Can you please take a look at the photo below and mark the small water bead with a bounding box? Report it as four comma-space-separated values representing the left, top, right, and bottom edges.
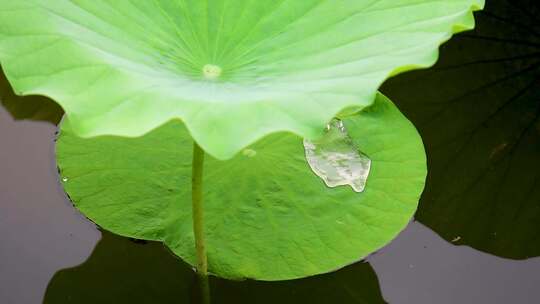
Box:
242, 149, 257, 157
62, 177, 68, 182
304, 119, 371, 193
202, 64, 222, 80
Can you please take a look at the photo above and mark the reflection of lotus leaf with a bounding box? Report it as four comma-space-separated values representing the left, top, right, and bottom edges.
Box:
0, 0, 482, 159
0, 70, 62, 124
44, 232, 386, 304
56, 94, 426, 280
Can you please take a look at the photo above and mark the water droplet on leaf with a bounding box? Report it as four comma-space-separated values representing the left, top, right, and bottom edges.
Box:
304, 119, 371, 193
242, 149, 257, 157
62, 177, 68, 182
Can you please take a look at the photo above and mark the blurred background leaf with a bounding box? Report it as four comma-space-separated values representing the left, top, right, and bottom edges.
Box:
382, 0, 540, 259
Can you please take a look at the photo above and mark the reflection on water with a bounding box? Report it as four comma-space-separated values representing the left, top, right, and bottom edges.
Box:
0, 71, 63, 125
43, 232, 385, 304
304, 119, 371, 193
43, 232, 197, 304
369, 222, 540, 304
0, 105, 100, 304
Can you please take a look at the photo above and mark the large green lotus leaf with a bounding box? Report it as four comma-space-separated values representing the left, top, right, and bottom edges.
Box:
1, 0, 482, 160
56, 93, 426, 280
381, 0, 540, 258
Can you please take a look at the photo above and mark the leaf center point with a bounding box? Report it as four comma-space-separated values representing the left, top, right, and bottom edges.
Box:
202, 64, 222, 80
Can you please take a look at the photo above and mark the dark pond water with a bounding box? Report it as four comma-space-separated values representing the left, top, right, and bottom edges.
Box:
1, 1, 540, 303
